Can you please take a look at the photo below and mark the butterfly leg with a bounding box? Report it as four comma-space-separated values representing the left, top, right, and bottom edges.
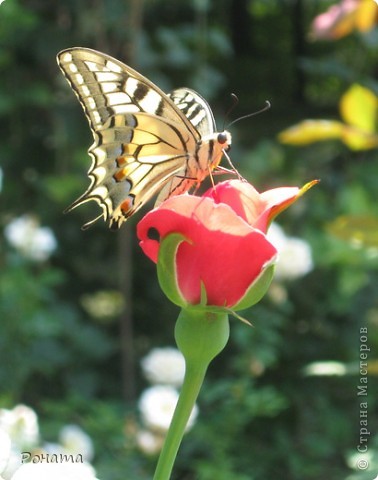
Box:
222, 149, 244, 180
213, 165, 246, 182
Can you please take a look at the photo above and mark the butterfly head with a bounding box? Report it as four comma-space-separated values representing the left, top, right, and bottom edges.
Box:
217, 131, 232, 152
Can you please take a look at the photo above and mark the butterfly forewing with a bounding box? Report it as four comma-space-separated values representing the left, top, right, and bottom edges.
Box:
57, 48, 231, 229
57, 48, 199, 134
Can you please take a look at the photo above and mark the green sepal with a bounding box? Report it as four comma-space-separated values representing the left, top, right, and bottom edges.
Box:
157, 232, 189, 308
199, 281, 208, 307
232, 261, 276, 312
175, 307, 230, 370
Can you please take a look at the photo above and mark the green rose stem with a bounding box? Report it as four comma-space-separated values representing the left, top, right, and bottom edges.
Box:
153, 308, 230, 480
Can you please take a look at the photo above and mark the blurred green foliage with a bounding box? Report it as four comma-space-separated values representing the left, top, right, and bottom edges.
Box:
0, 1, 377, 479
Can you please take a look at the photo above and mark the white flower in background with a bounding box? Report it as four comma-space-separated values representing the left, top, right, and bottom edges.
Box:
10, 462, 99, 480
0, 407, 97, 480
141, 347, 186, 387
0, 405, 39, 480
59, 425, 94, 462
139, 386, 198, 433
266, 222, 287, 250
346, 449, 373, 471
41, 442, 66, 456
267, 223, 314, 280
0, 429, 11, 476
303, 361, 348, 376
4, 215, 57, 261
81, 290, 124, 322
136, 430, 164, 456
1, 448, 22, 480
277, 237, 313, 280
0, 405, 39, 451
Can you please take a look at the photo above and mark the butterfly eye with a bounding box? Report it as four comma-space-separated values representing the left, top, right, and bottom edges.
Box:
217, 132, 228, 145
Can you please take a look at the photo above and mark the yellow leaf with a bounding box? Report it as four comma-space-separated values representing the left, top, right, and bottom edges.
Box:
278, 120, 344, 145
339, 84, 378, 133
326, 214, 378, 248
341, 125, 378, 150
367, 360, 378, 375
356, 0, 377, 32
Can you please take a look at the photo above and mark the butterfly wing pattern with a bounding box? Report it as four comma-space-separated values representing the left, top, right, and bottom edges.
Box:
57, 48, 231, 229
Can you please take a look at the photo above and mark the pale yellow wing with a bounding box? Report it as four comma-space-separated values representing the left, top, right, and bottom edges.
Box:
57, 48, 201, 229
57, 48, 230, 229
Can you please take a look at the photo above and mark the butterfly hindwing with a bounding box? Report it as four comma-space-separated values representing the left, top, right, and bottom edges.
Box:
87, 112, 198, 228
169, 88, 216, 137
154, 88, 222, 205
57, 48, 231, 229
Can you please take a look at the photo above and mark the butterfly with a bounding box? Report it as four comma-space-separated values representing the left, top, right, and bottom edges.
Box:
57, 47, 232, 230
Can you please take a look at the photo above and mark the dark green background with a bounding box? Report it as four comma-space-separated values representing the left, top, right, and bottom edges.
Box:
0, 1, 377, 479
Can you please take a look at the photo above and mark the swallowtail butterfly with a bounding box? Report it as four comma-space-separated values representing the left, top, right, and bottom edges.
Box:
57, 48, 231, 230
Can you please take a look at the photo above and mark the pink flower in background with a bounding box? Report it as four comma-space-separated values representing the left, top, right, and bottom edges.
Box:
310, 0, 377, 40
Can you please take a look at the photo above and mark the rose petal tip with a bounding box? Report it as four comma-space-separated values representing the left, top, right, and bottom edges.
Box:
299, 179, 320, 197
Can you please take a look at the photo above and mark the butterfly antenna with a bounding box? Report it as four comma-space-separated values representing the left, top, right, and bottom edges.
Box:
227, 100, 271, 129
222, 93, 239, 131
